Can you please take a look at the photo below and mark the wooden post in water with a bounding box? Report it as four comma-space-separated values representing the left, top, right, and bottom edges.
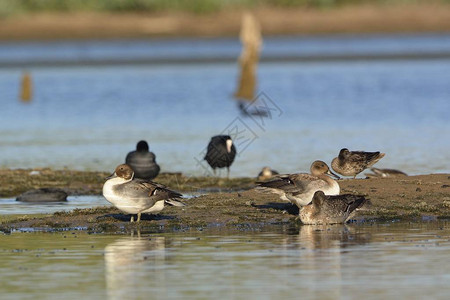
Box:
20, 72, 32, 102
234, 12, 262, 102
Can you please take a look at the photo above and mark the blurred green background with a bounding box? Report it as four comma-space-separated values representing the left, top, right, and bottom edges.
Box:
0, 0, 448, 16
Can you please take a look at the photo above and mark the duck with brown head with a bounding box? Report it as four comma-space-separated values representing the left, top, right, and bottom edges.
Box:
299, 190, 367, 225
256, 160, 340, 207
102, 164, 184, 223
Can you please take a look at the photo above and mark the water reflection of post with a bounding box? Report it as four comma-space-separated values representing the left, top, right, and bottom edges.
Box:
104, 235, 166, 300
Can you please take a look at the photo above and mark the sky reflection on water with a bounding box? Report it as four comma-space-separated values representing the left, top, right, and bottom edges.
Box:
1, 221, 450, 299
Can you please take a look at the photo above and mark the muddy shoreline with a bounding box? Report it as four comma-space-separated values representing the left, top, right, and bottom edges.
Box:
2, 4, 450, 41
1, 169, 449, 233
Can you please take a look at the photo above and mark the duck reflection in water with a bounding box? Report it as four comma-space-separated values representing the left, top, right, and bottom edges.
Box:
291, 224, 371, 250
104, 234, 166, 300
281, 225, 372, 298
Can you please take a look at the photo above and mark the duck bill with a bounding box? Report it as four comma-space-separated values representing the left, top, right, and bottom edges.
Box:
105, 172, 117, 180
327, 169, 341, 179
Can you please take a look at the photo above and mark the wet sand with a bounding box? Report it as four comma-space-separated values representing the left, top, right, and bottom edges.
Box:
1, 169, 449, 233
2, 4, 450, 41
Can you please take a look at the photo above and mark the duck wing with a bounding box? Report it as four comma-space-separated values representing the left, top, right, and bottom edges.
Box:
349, 151, 384, 164
258, 173, 318, 195
134, 179, 183, 200
325, 194, 367, 214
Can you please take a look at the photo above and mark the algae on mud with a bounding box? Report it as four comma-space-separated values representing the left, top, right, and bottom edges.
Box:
1, 169, 450, 233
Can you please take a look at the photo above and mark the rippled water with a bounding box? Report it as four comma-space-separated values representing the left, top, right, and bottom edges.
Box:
1, 34, 450, 177
1, 221, 450, 299
0, 196, 109, 215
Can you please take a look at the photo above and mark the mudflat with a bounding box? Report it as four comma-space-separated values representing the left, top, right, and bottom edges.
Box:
1, 168, 449, 233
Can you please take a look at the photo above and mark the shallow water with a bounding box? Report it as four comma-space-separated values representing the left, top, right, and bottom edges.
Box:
1, 34, 450, 177
0, 193, 203, 215
1, 221, 450, 299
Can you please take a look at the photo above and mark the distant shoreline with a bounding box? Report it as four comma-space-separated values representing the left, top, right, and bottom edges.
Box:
1, 51, 450, 69
1, 4, 450, 41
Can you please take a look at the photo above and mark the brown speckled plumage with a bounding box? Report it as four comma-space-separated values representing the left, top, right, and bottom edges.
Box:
256, 161, 340, 207
299, 191, 367, 225
332, 148, 385, 178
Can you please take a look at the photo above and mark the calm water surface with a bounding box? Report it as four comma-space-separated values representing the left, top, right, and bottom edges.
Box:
1, 221, 450, 299
0, 34, 449, 177
0, 195, 109, 215
1, 35, 449, 299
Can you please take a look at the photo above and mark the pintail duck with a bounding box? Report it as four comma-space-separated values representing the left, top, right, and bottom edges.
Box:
257, 160, 340, 207
103, 164, 184, 222
299, 191, 367, 225
204, 135, 237, 177
365, 167, 407, 178
126, 140, 160, 180
331, 148, 385, 179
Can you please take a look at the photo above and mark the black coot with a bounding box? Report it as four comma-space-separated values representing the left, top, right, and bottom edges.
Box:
126, 140, 160, 180
204, 135, 236, 177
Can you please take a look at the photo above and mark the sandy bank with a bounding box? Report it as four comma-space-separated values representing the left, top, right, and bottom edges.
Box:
1, 4, 450, 41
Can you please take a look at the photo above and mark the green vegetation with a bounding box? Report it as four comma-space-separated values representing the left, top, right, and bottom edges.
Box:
0, 0, 448, 16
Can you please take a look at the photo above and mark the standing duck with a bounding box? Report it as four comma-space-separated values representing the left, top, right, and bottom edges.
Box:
103, 164, 184, 222
331, 148, 385, 179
